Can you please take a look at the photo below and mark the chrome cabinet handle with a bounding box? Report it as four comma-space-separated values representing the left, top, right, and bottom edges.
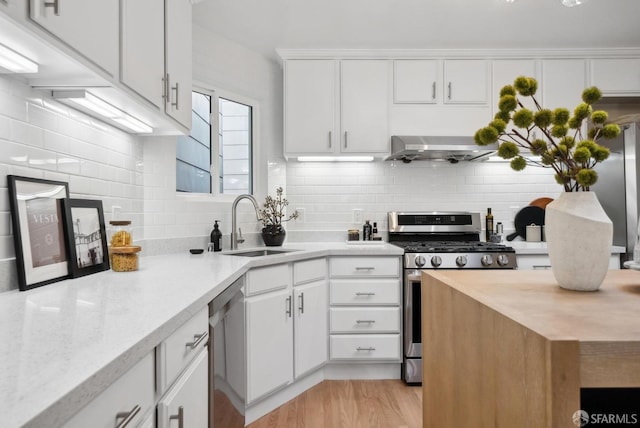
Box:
432, 81, 436, 100
298, 292, 304, 314
447, 82, 452, 100
356, 320, 375, 324
286, 296, 292, 317
355, 267, 375, 271
164, 73, 171, 105
172, 82, 179, 109
532, 265, 552, 270
44, 0, 59, 15
344, 131, 348, 148
169, 406, 184, 428
185, 331, 207, 349
355, 292, 375, 296
356, 347, 376, 351
328, 131, 332, 149
115, 405, 140, 428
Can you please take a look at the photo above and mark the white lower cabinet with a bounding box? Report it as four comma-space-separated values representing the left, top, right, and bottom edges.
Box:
63, 352, 155, 428
158, 349, 209, 428
156, 307, 209, 428
246, 258, 328, 404
329, 256, 402, 362
246, 287, 294, 403
294, 278, 328, 378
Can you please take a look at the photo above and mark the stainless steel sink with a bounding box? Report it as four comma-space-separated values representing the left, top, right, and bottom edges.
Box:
225, 249, 296, 257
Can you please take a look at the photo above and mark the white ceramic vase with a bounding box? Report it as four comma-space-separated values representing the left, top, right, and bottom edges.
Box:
545, 192, 613, 291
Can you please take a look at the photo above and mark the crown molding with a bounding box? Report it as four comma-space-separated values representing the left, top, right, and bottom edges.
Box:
276, 47, 640, 62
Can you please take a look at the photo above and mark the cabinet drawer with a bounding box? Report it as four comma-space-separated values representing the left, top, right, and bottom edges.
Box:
330, 307, 400, 333
64, 352, 155, 428
246, 263, 291, 295
330, 334, 401, 360
330, 279, 400, 305
294, 258, 326, 285
330, 256, 399, 278
157, 307, 208, 392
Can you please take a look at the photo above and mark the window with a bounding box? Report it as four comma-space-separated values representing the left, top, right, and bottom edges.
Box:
176, 90, 253, 195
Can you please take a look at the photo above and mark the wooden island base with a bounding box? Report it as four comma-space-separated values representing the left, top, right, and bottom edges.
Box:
421, 270, 640, 428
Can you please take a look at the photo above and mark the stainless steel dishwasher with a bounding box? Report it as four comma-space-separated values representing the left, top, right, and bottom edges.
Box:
209, 276, 245, 428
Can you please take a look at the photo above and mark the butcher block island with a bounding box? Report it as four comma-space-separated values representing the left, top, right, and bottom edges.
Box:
421, 269, 640, 428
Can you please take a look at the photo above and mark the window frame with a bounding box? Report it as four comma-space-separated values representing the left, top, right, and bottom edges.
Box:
176, 82, 261, 202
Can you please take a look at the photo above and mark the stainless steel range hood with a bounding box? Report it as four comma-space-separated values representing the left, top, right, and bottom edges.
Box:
385, 135, 497, 163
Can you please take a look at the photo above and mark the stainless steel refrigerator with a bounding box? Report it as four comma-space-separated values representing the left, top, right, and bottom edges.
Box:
593, 120, 640, 264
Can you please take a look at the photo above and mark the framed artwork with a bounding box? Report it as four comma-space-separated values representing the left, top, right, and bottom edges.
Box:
63, 199, 110, 277
7, 175, 71, 291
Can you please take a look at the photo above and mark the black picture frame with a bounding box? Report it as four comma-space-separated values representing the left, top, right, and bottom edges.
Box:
7, 175, 71, 291
63, 199, 110, 278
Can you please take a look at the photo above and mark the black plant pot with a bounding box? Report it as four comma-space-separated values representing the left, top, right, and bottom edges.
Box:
262, 226, 286, 246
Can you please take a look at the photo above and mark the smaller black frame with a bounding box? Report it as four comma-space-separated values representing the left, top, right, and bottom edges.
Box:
63, 199, 110, 278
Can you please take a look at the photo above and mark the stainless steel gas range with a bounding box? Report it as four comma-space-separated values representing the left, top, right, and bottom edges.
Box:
387, 211, 517, 385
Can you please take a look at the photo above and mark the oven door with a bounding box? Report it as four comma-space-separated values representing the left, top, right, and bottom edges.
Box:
404, 269, 422, 358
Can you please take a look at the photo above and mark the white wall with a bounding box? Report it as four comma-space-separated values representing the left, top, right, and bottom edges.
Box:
284, 159, 560, 241
0, 22, 567, 291
0, 75, 143, 292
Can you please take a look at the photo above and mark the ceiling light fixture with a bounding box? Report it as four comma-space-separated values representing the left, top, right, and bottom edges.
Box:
52, 90, 153, 134
0, 43, 38, 73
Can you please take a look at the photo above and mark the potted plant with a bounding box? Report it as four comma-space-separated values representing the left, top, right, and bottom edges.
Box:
258, 187, 299, 246
475, 76, 621, 291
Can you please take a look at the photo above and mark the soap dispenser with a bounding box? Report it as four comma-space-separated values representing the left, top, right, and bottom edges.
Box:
210, 220, 222, 252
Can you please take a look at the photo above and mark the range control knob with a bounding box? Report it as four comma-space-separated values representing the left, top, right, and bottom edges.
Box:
430, 256, 442, 268
414, 255, 426, 268
455, 255, 468, 267
481, 255, 494, 267
497, 254, 511, 267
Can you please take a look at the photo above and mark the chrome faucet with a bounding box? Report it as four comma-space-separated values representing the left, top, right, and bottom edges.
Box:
231, 194, 261, 250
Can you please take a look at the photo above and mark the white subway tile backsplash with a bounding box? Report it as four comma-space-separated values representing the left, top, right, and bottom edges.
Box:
11, 120, 44, 148
28, 103, 59, 130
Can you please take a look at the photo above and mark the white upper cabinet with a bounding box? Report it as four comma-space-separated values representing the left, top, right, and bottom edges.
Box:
491, 59, 539, 116
121, 0, 192, 131
443, 59, 488, 104
541, 59, 587, 110
589, 58, 640, 96
29, 0, 118, 77
121, 0, 165, 109
284, 59, 390, 158
284, 59, 336, 156
393, 59, 439, 104
340, 59, 390, 154
165, 0, 192, 129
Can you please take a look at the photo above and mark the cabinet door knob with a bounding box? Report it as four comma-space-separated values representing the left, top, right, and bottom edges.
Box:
447, 82, 452, 100
356, 347, 376, 351
169, 406, 184, 428
286, 296, 292, 317
344, 131, 348, 148
355, 292, 375, 296
115, 404, 140, 428
328, 131, 332, 149
432, 81, 436, 100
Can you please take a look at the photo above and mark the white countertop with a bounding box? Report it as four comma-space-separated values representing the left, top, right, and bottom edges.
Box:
0, 242, 403, 428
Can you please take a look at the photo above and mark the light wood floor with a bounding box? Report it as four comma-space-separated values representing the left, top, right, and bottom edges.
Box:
247, 380, 422, 428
